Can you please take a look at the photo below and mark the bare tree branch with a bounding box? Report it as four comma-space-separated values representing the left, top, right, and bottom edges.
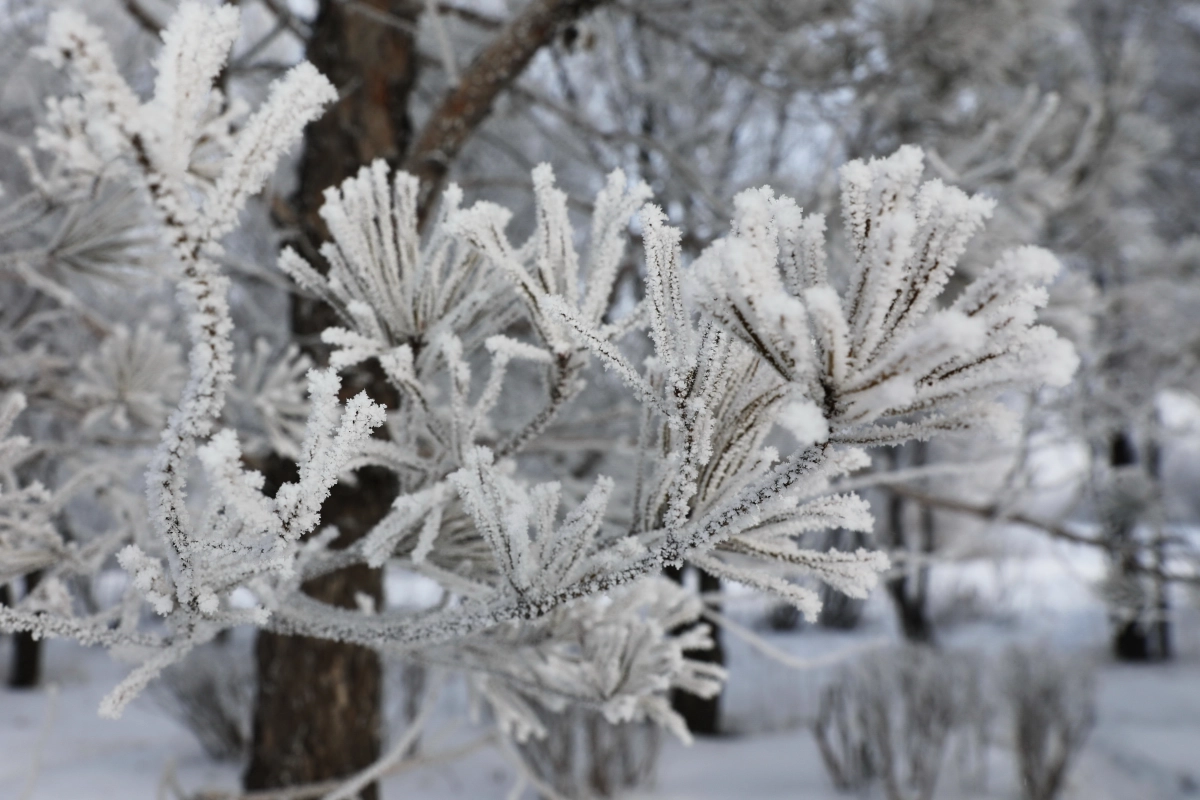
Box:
890, 485, 1200, 587
122, 0, 164, 35
403, 0, 611, 224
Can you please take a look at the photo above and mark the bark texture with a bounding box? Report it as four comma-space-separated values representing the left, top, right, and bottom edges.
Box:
245, 477, 395, 797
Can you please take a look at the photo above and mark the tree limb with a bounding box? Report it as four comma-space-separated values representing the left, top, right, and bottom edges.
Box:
890, 485, 1200, 587
403, 0, 611, 225
121, 0, 164, 35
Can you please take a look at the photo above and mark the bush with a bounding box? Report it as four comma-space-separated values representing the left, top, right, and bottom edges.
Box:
1003, 646, 1096, 800
517, 707, 661, 799
814, 644, 1095, 800
813, 645, 994, 800
813, 673, 877, 792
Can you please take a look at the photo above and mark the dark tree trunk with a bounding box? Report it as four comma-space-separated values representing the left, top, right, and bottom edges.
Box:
244, 2, 418, 796
3, 572, 42, 689
882, 445, 936, 646
245, 475, 394, 796
246, 0, 616, 789
1147, 438, 1172, 661
665, 565, 724, 736
1105, 430, 1163, 662
1113, 622, 1150, 661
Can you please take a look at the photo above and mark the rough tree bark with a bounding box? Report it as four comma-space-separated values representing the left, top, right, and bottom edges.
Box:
244, 1, 418, 796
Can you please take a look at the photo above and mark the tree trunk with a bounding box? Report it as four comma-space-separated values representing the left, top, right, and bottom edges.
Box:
246, 0, 615, 788
1147, 437, 1172, 660
882, 445, 936, 646
245, 475, 394, 796
1106, 430, 1161, 662
666, 565, 724, 735
244, 2, 417, 796
2, 572, 42, 689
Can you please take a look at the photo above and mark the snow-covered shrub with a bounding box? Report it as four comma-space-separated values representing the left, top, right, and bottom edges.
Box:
517, 706, 661, 799
1003, 646, 1096, 800
0, 3, 1079, 789
813, 668, 878, 792
815, 644, 1091, 800
813, 646, 990, 800
946, 648, 995, 793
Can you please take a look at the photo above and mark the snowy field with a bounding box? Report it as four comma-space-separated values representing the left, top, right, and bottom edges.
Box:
3, 541, 1199, 800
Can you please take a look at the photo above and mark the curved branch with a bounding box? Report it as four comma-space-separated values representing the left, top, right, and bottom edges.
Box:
404, 0, 611, 225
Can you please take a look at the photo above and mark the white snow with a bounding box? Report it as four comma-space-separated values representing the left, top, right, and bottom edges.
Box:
4, 538, 1199, 799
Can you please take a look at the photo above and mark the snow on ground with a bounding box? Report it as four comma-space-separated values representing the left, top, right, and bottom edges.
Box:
3, 541, 1200, 799
0, 643, 230, 798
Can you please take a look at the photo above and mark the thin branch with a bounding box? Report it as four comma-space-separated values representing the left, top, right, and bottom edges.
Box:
890, 485, 1200, 586
424, 0, 460, 84
511, 84, 730, 222
122, 0, 164, 35
435, 2, 504, 29
404, 0, 612, 225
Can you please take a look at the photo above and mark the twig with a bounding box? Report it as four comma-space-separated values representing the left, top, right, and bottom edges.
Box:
256, 0, 312, 40
435, 3, 503, 29
230, 20, 291, 72
339, 0, 418, 34
511, 84, 730, 222
424, 0, 459, 84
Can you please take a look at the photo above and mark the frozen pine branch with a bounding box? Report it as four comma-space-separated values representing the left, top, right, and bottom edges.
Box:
0, 1, 1079, 749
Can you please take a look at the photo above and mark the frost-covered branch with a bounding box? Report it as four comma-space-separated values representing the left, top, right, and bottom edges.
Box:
0, 1, 1078, 743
